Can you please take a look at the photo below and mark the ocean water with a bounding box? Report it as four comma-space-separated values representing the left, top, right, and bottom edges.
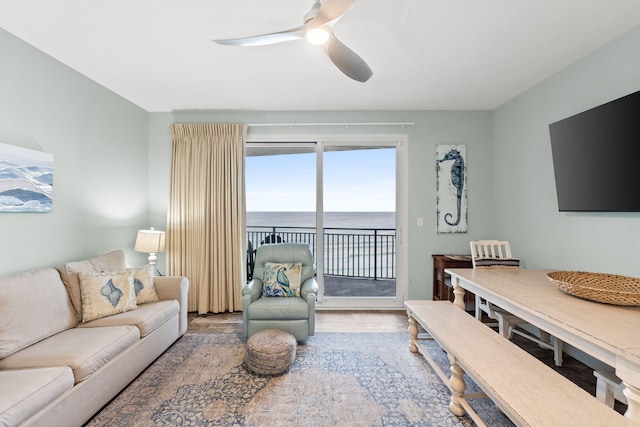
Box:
247, 211, 395, 229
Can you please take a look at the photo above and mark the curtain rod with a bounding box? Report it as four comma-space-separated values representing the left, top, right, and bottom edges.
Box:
248, 122, 415, 127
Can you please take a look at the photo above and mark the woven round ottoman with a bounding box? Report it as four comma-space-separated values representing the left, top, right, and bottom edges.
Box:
245, 329, 297, 375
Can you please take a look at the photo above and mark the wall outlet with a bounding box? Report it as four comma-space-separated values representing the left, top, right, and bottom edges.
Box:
417, 217, 424, 227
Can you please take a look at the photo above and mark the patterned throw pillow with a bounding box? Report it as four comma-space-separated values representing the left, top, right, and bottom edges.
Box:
263, 262, 302, 297
57, 250, 128, 322
78, 271, 137, 322
128, 265, 160, 304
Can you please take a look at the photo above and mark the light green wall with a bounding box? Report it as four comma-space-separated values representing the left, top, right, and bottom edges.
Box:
5, 20, 639, 296
147, 110, 494, 299
0, 28, 150, 275
492, 25, 640, 275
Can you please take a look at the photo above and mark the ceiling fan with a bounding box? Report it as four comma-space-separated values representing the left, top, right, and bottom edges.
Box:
213, 0, 373, 82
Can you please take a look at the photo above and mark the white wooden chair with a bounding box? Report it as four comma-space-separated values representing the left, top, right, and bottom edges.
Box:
470, 240, 563, 366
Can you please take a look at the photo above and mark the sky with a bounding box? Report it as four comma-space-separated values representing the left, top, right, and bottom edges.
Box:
246, 147, 395, 212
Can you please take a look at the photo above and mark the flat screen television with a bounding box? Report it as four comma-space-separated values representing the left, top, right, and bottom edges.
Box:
549, 90, 640, 212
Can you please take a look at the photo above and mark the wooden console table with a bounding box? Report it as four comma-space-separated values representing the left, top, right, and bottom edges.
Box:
432, 254, 474, 304
447, 267, 640, 424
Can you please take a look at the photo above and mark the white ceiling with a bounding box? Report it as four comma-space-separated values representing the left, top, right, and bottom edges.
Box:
2, 0, 640, 112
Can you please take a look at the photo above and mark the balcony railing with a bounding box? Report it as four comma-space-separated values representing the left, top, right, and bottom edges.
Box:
247, 226, 396, 281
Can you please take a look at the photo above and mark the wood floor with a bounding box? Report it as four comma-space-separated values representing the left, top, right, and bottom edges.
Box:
187, 310, 408, 334
316, 310, 407, 333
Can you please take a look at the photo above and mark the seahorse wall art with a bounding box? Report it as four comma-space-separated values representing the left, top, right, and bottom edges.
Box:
436, 144, 468, 233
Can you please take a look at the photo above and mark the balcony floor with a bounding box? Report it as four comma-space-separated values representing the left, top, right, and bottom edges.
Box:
323, 275, 396, 297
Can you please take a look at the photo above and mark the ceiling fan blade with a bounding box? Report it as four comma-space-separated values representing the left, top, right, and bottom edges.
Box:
323, 33, 372, 82
315, 0, 356, 26
213, 25, 306, 47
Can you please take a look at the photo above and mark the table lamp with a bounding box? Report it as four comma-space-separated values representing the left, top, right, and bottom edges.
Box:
134, 227, 166, 265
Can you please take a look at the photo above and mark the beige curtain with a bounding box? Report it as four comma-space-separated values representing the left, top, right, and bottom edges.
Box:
167, 123, 247, 314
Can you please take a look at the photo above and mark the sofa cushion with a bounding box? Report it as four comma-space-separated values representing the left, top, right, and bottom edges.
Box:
0, 268, 77, 359
57, 250, 128, 322
0, 367, 74, 427
247, 296, 309, 320
0, 326, 139, 383
78, 300, 179, 337
129, 265, 160, 304
78, 271, 137, 322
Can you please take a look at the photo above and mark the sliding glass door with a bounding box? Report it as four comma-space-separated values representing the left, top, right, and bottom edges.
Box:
245, 144, 317, 281
246, 135, 406, 309
322, 146, 396, 299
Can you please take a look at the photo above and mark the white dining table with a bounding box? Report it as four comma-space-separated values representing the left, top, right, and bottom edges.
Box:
446, 267, 640, 423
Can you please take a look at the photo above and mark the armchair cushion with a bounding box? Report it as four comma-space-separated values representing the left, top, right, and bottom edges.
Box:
247, 297, 310, 320
252, 243, 314, 285
263, 262, 301, 297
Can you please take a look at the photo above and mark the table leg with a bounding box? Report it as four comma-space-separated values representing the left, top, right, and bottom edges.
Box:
448, 353, 467, 416
452, 276, 466, 311
408, 312, 419, 353
623, 383, 640, 422
617, 354, 640, 423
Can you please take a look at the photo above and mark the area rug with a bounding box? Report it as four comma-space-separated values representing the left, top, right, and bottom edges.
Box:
86, 332, 513, 427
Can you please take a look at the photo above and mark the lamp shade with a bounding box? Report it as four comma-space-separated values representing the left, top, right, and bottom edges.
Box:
134, 228, 166, 254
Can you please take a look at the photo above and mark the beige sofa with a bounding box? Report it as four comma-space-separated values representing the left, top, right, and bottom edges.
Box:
0, 250, 189, 427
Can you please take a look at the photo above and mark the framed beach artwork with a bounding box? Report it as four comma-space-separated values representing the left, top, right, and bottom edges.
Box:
436, 144, 467, 233
0, 143, 53, 213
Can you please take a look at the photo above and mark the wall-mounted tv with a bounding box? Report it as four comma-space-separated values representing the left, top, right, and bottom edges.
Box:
549, 90, 640, 212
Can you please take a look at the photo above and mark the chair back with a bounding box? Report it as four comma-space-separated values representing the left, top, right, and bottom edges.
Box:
252, 243, 315, 284
469, 240, 519, 268
246, 240, 255, 281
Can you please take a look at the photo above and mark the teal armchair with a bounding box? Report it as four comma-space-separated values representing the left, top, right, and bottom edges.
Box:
242, 243, 318, 342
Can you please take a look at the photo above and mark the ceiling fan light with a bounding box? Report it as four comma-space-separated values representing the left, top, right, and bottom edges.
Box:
306, 27, 330, 45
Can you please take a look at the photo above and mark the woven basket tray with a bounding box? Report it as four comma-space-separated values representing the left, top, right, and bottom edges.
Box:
546, 271, 640, 306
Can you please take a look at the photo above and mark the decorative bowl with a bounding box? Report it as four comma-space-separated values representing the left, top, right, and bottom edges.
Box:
546, 271, 640, 306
